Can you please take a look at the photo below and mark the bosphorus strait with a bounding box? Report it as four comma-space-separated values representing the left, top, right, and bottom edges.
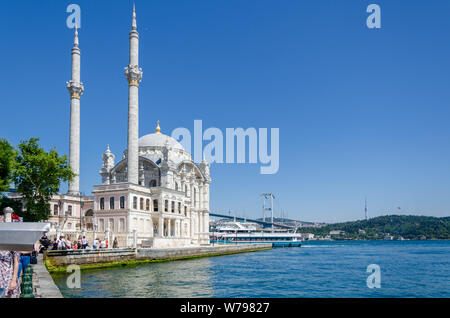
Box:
53, 240, 450, 298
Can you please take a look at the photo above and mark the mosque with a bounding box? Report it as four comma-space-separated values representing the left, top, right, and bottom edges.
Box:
13, 6, 211, 248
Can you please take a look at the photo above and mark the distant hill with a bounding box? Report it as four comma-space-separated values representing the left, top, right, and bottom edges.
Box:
298, 215, 450, 239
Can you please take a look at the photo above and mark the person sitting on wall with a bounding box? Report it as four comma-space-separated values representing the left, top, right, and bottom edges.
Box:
93, 238, 99, 249
57, 236, 67, 250
81, 236, 88, 249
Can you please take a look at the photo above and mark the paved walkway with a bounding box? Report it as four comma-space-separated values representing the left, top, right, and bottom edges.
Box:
32, 254, 63, 298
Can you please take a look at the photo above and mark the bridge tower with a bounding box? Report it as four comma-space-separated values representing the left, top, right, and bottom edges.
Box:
261, 193, 275, 229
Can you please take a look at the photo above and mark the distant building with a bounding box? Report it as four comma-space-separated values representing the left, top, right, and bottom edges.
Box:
330, 230, 345, 236
384, 234, 394, 240
300, 233, 315, 240
358, 229, 366, 234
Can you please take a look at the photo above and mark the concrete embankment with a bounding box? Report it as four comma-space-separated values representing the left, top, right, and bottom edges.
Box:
44, 243, 272, 272
32, 254, 63, 298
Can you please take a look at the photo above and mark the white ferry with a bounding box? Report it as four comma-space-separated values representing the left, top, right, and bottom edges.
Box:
210, 221, 302, 247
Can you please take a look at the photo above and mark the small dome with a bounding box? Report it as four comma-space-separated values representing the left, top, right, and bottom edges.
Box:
139, 133, 184, 151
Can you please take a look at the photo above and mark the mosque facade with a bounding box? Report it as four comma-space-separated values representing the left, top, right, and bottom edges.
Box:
14, 6, 211, 248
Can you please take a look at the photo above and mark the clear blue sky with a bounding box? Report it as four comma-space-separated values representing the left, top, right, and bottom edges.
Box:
1, 0, 450, 223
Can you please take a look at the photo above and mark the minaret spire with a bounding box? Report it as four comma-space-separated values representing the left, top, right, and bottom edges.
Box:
125, 4, 143, 184
74, 24, 79, 47
132, 3, 137, 30
67, 26, 84, 195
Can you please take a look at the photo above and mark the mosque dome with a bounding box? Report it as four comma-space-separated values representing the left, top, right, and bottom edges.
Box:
138, 121, 185, 151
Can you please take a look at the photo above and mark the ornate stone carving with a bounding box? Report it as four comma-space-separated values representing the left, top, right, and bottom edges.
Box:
124, 65, 143, 86
66, 80, 84, 99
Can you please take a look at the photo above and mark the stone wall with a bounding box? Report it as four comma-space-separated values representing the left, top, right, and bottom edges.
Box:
137, 243, 272, 261
45, 248, 137, 268
44, 243, 272, 271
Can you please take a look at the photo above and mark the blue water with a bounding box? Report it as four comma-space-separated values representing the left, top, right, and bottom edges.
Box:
53, 240, 450, 298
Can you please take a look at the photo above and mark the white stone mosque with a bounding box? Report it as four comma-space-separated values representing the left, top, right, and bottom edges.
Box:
10, 6, 211, 248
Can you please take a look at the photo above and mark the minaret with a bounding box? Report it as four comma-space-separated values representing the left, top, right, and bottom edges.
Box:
66, 25, 84, 195
124, 4, 143, 184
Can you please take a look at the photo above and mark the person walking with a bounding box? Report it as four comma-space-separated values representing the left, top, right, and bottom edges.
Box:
0, 251, 20, 298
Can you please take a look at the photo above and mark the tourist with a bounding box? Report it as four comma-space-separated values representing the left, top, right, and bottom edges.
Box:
93, 238, 99, 249
81, 236, 88, 249
52, 237, 58, 250
0, 251, 21, 298
100, 239, 107, 249
66, 240, 72, 250
17, 251, 31, 279
77, 239, 82, 250
39, 234, 51, 253
57, 236, 66, 250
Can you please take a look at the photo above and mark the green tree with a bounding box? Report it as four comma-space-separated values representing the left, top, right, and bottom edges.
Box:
13, 138, 74, 222
0, 138, 16, 193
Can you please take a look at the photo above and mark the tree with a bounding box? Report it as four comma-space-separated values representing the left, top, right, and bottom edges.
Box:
0, 138, 16, 194
13, 138, 74, 222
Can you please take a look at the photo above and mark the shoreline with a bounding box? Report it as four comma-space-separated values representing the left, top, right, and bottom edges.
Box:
45, 244, 273, 274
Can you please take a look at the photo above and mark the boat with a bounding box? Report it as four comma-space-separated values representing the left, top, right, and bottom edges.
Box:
210, 221, 302, 247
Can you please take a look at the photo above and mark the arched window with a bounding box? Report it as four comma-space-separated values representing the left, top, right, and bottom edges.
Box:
178, 202, 181, 214
164, 200, 168, 212
146, 199, 150, 211
120, 196, 125, 209
153, 199, 159, 212
185, 185, 188, 196
175, 182, 179, 191
171, 201, 175, 213
133, 196, 137, 209
184, 206, 187, 216
110, 197, 115, 210
150, 179, 157, 187
67, 205, 73, 216
140, 198, 144, 210
53, 204, 58, 216
100, 198, 105, 210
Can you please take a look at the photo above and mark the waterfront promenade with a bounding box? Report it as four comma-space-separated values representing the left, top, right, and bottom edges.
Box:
44, 243, 273, 273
